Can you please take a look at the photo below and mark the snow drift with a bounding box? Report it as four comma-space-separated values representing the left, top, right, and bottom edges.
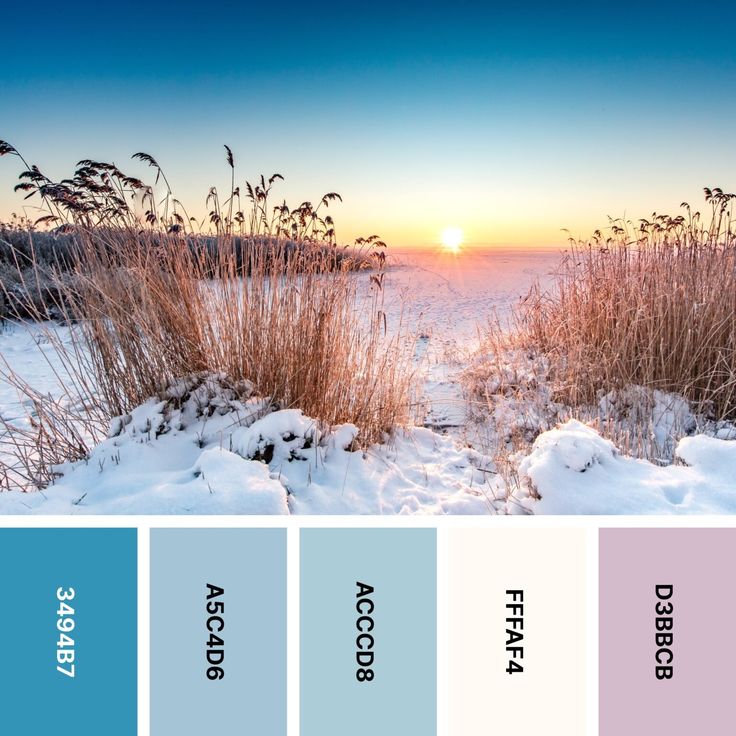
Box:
520, 419, 736, 514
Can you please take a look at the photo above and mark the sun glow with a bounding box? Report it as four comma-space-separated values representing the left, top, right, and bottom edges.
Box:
441, 227, 463, 253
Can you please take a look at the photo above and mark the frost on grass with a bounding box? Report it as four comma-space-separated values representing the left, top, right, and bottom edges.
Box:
0, 374, 509, 515
463, 347, 563, 448
465, 339, 736, 458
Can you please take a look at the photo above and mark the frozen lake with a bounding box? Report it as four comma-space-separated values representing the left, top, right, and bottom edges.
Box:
383, 246, 561, 345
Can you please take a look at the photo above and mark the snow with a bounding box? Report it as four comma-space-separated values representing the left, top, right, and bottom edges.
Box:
0, 374, 504, 515
0, 321, 75, 421
521, 420, 736, 515
520, 419, 617, 476
384, 247, 559, 340
2, 369, 733, 516
676, 434, 736, 485
231, 409, 320, 462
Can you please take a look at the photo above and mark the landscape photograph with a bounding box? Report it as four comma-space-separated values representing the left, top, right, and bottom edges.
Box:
1, 0, 734, 514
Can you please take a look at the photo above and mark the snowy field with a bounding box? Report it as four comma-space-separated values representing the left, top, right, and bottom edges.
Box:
1, 247, 735, 514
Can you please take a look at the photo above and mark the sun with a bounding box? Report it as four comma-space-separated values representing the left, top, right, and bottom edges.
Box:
441, 227, 463, 253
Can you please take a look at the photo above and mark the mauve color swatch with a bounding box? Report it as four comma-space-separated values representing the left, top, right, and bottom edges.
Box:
600, 528, 736, 735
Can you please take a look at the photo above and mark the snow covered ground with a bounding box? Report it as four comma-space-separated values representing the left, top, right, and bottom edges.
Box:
0, 375, 506, 514
1, 246, 735, 515
0, 320, 76, 423
1, 371, 734, 515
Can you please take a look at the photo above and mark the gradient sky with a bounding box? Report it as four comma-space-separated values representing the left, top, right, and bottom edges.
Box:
2, 0, 735, 247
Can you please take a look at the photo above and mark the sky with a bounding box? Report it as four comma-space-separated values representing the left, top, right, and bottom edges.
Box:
2, 0, 735, 248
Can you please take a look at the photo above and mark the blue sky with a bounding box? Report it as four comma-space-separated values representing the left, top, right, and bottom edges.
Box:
2, 1, 735, 246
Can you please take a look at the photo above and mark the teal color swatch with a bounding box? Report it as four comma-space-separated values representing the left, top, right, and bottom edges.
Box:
0, 527, 137, 735
150, 528, 286, 736
301, 528, 437, 736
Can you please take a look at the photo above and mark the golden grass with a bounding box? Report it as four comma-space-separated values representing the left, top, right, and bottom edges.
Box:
466, 189, 736, 467
0, 142, 416, 490
60, 232, 414, 443
520, 191, 736, 418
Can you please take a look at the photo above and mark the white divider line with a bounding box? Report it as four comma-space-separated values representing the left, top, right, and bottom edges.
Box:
138, 523, 151, 736
287, 524, 300, 736
586, 525, 599, 736
436, 526, 449, 736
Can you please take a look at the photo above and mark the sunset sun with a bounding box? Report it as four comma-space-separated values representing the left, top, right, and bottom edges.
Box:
441, 227, 463, 252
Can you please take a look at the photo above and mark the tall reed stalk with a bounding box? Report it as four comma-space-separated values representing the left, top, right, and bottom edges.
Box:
0, 141, 414, 490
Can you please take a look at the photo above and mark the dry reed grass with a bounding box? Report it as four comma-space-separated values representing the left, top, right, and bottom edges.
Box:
0, 364, 101, 490
521, 189, 736, 419
0, 141, 415, 490
58, 233, 414, 442
467, 188, 736, 468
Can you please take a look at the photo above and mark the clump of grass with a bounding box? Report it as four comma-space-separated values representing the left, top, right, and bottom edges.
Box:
521, 188, 736, 419
469, 188, 736, 468
59, 232, 412, 441
0, 141, 414, 489
461, 319, 562, 487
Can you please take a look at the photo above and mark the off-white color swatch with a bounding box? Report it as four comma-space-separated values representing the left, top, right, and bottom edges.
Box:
448, 528, 586, 735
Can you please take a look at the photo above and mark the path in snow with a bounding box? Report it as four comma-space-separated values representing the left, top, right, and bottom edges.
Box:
379, 247, 561, 433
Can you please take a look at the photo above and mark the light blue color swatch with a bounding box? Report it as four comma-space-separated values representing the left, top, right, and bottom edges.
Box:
150, 528, 286, 735
301, 528, 437, 736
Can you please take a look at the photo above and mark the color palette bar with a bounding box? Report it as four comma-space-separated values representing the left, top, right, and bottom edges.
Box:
448, 528, 587, 735
5, 524, 736, 734
150, 528, 286, 736
300, 528, 437, 736
0, 528, 137, 736
600, 528, 736, 735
